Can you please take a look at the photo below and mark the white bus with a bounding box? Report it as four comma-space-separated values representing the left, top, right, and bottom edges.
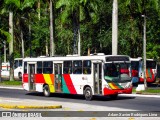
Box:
22, 54, 132, 100
1, 58, 23, 79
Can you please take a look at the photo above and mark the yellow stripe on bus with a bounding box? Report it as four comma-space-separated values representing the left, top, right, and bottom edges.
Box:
108, 83, 117, 89
43, 74, 55, 93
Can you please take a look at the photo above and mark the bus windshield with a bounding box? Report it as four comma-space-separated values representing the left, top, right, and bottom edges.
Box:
104, 63, 131, 82
131, 61, 139, 70
146, 61, 156, 69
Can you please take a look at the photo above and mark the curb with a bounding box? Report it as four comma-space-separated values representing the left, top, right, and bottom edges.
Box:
0, 104, 62, 109
0, 86, 23, 90
120, 94, 160, 98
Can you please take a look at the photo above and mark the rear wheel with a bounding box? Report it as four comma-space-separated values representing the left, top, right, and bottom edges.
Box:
43, 85, 50, 97
84, 87, 93, 101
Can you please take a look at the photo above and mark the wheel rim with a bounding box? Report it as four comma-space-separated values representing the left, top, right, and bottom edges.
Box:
44, 86, 49, 96
85, 90, 91, 99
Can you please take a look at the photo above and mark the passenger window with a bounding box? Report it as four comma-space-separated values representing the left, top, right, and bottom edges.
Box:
63, 61, 72, 74
83, 60, 91, 74
43, 61, 53, 74
24, 62, 27, 74
37, 61, 42, 73
73, 61, 82, 74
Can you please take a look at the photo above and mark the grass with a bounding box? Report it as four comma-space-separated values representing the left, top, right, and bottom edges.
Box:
133, 88, 160, 94
0, 80, 22, 86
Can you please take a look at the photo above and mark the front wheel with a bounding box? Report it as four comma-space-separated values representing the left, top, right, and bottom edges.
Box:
43, 85, 50, 97
84, 87, 93, 101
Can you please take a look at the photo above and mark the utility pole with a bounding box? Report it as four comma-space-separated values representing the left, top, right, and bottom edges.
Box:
142, 15, 147, 90
4, 41, 6, 62
112, 0, 118, 55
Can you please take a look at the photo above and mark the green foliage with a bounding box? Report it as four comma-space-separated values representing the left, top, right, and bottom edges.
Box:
0, 0, 160, 60
0, 29, 11, 43
0, 80, 22, 85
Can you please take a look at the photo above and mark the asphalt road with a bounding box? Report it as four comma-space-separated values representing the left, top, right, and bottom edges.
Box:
0, 88, 160, 111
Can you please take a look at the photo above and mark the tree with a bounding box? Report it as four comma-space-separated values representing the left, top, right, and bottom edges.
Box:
49, 0, 55, 56
4, 0, 20, 81
56, 0, 100, 55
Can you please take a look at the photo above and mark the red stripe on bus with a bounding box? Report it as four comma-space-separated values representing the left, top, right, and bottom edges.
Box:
63, 74, 77, 94
35, 74, 45, 83
23, 74, 28, 83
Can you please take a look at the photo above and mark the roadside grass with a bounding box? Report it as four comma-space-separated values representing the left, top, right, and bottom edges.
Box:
133, 88, 160, 94
0, 80, 22, 86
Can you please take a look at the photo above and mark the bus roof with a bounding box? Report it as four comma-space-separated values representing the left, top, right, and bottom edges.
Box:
23, 55, 130, 62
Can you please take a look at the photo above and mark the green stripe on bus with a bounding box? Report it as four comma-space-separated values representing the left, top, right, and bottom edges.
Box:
114, 82, 124, 89
62, 76, 70, 93
147, 69, 152, 78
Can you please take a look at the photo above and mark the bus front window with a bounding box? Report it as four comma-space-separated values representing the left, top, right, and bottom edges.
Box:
104, 63, 131, 82
119, 63, 131, 81
104, 63, 119, 81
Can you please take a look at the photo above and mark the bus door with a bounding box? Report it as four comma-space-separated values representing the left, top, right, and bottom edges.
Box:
54, 62, 62, 92
93, 62, 102, 95
28, 63, 36, 91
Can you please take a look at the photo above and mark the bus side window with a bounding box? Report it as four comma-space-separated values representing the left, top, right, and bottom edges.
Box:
83, 60, 91, 74
37, 61, 42, 73
63, 61, 72, 74
73, 60, 82, 74
24, 62, 27, 74
43, 61, 53, 74
14, 60, 18, 69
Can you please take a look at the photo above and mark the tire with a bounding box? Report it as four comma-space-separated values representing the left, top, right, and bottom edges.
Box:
43, 85, 51, 97
84, 87, 93, 101
18, 72, 22, 79
109, 94, 118, 99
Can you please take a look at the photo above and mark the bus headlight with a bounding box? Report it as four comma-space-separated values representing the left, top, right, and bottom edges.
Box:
124, 82, 132, 88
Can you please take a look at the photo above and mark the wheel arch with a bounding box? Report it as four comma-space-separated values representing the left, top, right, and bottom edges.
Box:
83, 85, 92, 94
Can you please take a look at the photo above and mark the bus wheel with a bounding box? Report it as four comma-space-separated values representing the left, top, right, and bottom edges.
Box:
109, 94, 118, 99
43, 85, 50, 97
18, 72, 22, 79
84, 87, 93, 101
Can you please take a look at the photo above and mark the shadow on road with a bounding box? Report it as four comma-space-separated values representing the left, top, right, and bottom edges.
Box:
26, 92, 135, 101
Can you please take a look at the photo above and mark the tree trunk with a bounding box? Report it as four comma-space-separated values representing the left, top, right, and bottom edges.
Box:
112, 0, 118, 55
38, 0, 41, 20
9, 11, 14, 81
49, 0, 55, 56
20, 28, 24, 58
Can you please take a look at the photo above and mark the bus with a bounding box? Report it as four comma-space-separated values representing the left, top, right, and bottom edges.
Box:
131, 58, 157, 84
22, 54, 132, 100
1, 58, 23, 79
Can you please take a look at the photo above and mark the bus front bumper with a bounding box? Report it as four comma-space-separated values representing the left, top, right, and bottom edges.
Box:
103, 87, 133, 96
